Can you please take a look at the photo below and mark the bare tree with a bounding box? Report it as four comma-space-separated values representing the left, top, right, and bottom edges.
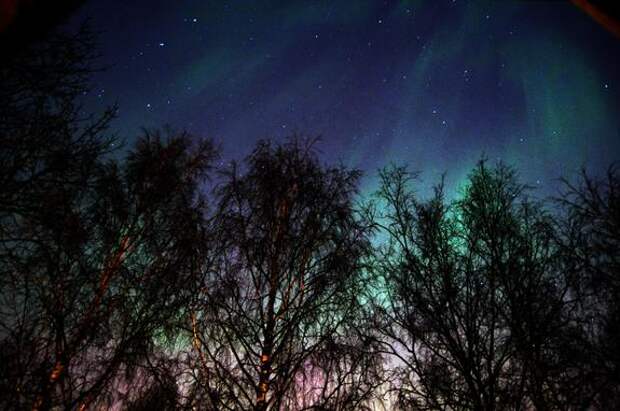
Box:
557, 167, 620, 409
372, 161, 573, 410
187, 138, 381, 410
0, 22, 216, 409
0, 128, 215, 410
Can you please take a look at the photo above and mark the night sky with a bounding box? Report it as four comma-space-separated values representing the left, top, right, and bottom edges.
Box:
75, 0, 620, 196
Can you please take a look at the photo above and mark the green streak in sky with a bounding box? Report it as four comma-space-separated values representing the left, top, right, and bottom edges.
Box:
504, 32, 612, 174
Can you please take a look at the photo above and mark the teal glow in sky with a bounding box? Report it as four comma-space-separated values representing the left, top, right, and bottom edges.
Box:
79, 0, 620, 195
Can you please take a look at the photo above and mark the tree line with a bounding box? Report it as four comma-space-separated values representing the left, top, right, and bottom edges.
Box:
1, 23, 619, 411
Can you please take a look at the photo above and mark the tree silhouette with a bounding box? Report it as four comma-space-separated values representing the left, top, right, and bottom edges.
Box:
558, 167, 620, 408
0, 128, 215, 410
0, 21, 216, 409
187, 138, 381, 410
372, 161, 576, 410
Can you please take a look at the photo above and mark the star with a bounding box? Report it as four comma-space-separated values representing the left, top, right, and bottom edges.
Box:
69, 0, 620, 214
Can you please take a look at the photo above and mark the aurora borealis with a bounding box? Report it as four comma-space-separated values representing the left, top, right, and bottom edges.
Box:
78, 0, 620, 194
3, 1, 620, 408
